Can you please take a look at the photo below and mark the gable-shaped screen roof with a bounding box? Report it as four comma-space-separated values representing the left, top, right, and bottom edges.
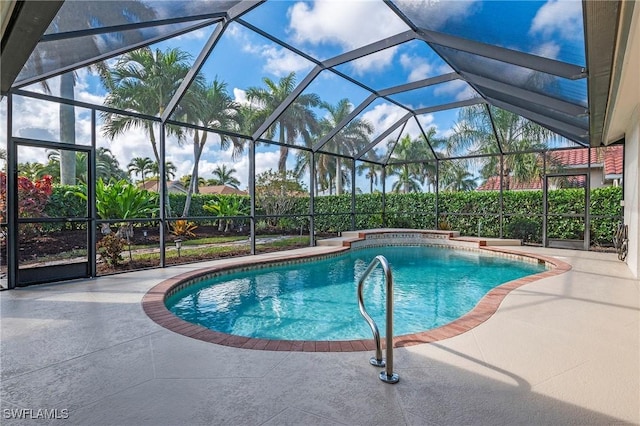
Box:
1, 0, 624, 163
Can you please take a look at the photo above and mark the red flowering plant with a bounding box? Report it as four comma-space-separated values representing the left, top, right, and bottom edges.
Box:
0, 171, 53, 236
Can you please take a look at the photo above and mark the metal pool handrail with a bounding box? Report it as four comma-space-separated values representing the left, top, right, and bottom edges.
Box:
357, 255, 399, 384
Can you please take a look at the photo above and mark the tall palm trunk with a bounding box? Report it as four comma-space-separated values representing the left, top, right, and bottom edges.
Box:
59, 73, 76, 185
278, 121, 288, 173
147, 124, 160, 166
336, 157, 343, 195
278, 146, 289, 173
182, 130, 206, 217
147, 123, 173, 218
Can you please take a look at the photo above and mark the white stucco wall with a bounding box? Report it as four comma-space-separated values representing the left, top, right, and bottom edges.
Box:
624, 106, 640, 277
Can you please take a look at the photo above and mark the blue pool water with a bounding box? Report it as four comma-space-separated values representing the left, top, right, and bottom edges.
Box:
166, 246, 545, 341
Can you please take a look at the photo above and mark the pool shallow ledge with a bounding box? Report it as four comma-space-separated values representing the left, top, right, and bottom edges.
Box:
142, 229, 572, 352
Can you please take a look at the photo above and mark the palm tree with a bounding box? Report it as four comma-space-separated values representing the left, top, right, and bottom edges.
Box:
17, 162, 45, 181
150, 161, 177, 181
440, 160, 476, 192
180, 174, 206, 188
101, 47, 192, 166
391, 167, 422, 193
42, 148, 127, 184
294, 151, 332, 195
414, 127, 449, 193
451, 105, 553, 185
39, 2, 156, 185
96, 147, 128, 181
209, 165, 240, 189
357, 162, 381, 193
246, 72, 320, 172
294, 99, 373, 195
388, 135, 428, 193
178, 78, 242, 216
128, 157, 154, 186
318, 99, 373, 195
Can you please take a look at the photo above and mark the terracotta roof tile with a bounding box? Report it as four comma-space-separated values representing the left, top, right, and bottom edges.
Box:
604, 145, 623, 175
477, 146, 623, 191
476, 176, 543, 191
550, 148, 600, 166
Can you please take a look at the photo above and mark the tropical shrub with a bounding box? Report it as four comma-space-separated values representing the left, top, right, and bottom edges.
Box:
0, 172, 54, 237
203, 195, 249, 232
170, 219, 198, 238
505, 217, 540, 243
41, 179, 620, 246
0, 172, 53, 221
68, 178, 158, 223
97, 233, 126, 267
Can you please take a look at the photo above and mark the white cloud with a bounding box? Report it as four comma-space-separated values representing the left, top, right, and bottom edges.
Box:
394, 0, 480, 30
402, 118, 422, 138
416, 113, 456, 140
348, 47, 398, 77
433, 80, 478, 102
437, 63, 454, 75
530, 41, 561, 61
231, 23, 313, 78
416, 113, 435, 132
530, 0, 583, 41
260, 45, 314, 77
288, 0, 408, 70
76, 91, 106, 106
97, 124, 155, 171
233, 88, 249, 106
171, 26, 211, 42
361, 103, 408, 140
400, 53, 434, 82
222, 149, 280, 189
13, 97, 54, 134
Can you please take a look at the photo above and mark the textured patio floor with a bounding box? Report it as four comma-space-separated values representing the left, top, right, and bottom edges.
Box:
1, 245, 638, 425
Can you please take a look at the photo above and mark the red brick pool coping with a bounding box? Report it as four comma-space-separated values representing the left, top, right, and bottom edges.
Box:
142, 244, 571, 352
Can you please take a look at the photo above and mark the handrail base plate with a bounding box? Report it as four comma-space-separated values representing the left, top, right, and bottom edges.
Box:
370, 357, 385, 367
380, 371, 399, 384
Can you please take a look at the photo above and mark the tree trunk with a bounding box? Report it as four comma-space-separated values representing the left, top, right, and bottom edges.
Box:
59, 73, 76, 185
149, 125, 172, 218
195, 132, 207, 195
278, 145, 289, 173
336, 157, 342, 195
148, 124, 161, 166
278, 124, 288, 173
182, 130, 204, 217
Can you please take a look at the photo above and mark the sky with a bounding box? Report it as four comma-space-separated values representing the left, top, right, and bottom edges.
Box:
3, 0, 586, 192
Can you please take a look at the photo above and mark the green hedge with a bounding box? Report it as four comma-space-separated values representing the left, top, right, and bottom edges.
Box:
44, 185, 622, 246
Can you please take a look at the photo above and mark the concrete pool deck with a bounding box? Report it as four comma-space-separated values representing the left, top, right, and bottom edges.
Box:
1, 245, 639, 425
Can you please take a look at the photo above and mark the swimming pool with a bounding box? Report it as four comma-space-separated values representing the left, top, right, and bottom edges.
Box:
165, 245, 546, 341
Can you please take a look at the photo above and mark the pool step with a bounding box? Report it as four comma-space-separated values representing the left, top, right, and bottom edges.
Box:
450, 237, 522, 246
316, 229, 522, 248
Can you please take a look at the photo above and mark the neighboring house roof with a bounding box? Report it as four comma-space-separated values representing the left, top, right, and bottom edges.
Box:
550, 145, 623, 177
477, 146, 623, 191
198, 185, 247, 195
137, 180, 187, 194
477, 176, 543, 191
603, 145, 624, 176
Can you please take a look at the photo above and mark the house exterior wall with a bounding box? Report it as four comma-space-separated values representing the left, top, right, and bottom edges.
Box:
590, 169, 605, 188
624, 106, 639, 277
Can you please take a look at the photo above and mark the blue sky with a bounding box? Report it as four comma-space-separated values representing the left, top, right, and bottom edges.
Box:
5, 0, 586, 192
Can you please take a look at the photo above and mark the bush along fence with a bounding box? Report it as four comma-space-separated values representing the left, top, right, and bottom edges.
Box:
43, 185, 623, 247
